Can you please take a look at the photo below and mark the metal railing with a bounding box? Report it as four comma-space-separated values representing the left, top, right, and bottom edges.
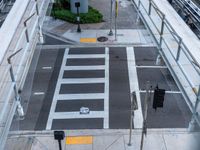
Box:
0, 0, 49, 149
132, 0, 200, 128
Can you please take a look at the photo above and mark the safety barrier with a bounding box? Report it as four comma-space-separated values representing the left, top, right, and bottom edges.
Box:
132, 0, 200, 128
0, 0, 50, 149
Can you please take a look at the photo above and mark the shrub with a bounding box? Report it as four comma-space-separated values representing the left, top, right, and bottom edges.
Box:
52, 6, 103, 24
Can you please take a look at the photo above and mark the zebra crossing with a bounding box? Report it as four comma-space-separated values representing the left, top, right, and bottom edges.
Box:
46, 47, 109, 130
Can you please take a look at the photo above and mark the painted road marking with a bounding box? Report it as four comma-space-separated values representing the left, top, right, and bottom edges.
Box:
34, 92, 45, 95
66, 136, 93, 145
58, 78, 105, 84
56, 93, 105, 100
127, 47, 143, 128
46, 48, 70, 130
42, 66, 52, 70
136, 66, 167, 69
67, 54, 105, 59
104, 47, 109, 129
63, 65, 105, 70
80, 38, 97, 43
140, 90, 181, 94
46, 47, 108, 130
50, 111, 105, 120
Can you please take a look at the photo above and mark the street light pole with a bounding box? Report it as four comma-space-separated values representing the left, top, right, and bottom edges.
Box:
7, 48, 24, 118
108, 0, 113, 36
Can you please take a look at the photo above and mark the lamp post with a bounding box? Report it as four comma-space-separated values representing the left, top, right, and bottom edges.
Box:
7, 48, 24, 118
75, 2, 81, 33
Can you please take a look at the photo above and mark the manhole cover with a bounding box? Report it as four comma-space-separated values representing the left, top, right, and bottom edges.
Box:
97, 36, 108, 42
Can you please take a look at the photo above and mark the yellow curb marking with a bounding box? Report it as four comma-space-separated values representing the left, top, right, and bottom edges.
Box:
80, 38, 97, 43
66, 136, 93, 145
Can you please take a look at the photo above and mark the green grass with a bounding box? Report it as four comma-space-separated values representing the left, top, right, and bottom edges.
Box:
52, 6, 103, 24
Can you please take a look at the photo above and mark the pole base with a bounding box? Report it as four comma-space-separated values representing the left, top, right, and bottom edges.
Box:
188, 120, 197, 132
108, 30, 113, 36
128, 143, 132, 146
77, 24, 81, 33
77, 28, 81, 33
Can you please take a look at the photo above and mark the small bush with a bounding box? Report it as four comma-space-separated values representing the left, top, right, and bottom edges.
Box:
52, 6, 103, 24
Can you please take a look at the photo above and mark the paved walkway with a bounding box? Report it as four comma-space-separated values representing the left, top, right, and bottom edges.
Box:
6, 129, 200, 150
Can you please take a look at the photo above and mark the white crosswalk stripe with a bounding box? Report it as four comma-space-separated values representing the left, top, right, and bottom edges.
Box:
46, 48, 109, 130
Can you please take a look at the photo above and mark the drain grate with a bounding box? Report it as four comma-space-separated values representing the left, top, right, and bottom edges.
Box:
97, 36, 108, 42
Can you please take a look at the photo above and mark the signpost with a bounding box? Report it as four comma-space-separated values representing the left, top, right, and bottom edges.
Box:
108, 0, 114, 36
75, 2, 81, 33
128, 91, 138, 146
54, 131, 65, 150
114, 0, 118, 40
140, 81, 152, 150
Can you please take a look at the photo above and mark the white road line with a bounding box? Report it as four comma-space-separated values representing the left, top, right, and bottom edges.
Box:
42, 66, 52, 70
67, 54, 106, 59
34, 92, 45, 95
47, 47, 108, 130
127, 47, 143, 128
140, 90, 181, 94
58, 78, 105, 84
49, 111, 105, 120
104, 47, 109, 129
136, 66, 167, 69
56, 93, 105, 100
62, 65, 105, 70
46, 48, 69, 130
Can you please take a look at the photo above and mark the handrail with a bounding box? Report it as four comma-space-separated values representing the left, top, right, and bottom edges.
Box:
0, 0, 50, 149
132, 0, 200, 129
132, 0, 200, 128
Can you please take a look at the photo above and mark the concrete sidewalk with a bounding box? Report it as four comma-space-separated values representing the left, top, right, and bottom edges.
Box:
62, 29, 153, 46
6, 129, 200, 150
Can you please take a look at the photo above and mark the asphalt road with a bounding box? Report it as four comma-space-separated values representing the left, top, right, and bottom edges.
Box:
10, 45, 192, 130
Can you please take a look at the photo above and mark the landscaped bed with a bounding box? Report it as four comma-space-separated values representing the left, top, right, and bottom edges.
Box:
52, 1, 103, 24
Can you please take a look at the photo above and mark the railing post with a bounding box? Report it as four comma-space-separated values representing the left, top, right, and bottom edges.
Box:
159, 15, 165, 48
176, 38, 182, 61
23, 13, 36, 43
188, 85, 200, 131
24, 22, 29, 43
148, 0, 152, 15
136, 0, 141, 23
35, 0, 39, 15
7, 48, 24, 118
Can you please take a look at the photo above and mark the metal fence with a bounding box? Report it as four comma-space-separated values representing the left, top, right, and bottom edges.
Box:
0, 0, 50, 149
132, 0, 200, 128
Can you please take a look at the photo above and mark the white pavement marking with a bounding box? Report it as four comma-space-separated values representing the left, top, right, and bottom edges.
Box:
67, 54, 105, 59
63, 65, 105, 70
136, 66, 167, 69
127, 47, 143, 128
56, 93, 105, 100
49, 111, 105, 120
58, 78, 105, 84
46, 48, 69, 130
140, 90, 181, 94
46, 47, 109, 130
34, 92, 45, 95
42, 66, 52, 70
104, 47, 109, 129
